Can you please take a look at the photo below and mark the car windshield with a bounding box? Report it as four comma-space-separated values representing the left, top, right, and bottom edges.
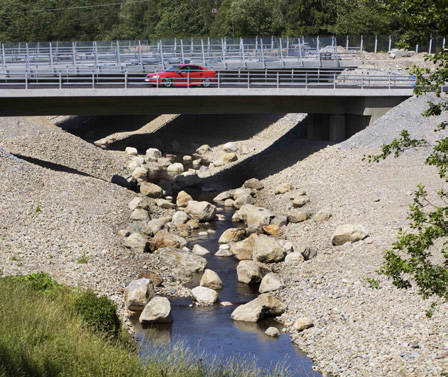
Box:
165, 65, 180, 72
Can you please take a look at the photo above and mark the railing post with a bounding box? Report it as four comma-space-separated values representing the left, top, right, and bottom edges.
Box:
416, 44, 419, 54
247, 71, 250, 88
2, 44, 6, 71
201, 39, 205, 66
160, 40, 165, 70
241, 38, 247, 69
346, 35, 349, 50
260, 39, 265, 69
286, 36, 290, 56
298, 39, 304, 67
180, 39, 185, 64
125, 71, 127, 89
317, 36, 321, 68
360, 35, 363, 51
428, 36, 432, 54
72, 42, 77, 72
138, 40, 143, 70
388, 72, 391, 89
305, 71, 308, 89
49, 42, 54, 72
279, 37, 285, 68
271, 36, 274, 50
25, 71, 28, 90
217, 71, 220, 89
333, 72, 336, 89
156, 70, 159, 89
388, 35, 392, 52
187, 72, 190, 87
443, 37, 446, 51
374, 35, 378, 53
92, 73, 94, 88
361, 71, 363, 89
25, 43, 30, 72
222, 38, 227, 69
116, 40, 121, 68
276, 71, 279, 89
333, 37, 340, 67
59, 72, 62, 89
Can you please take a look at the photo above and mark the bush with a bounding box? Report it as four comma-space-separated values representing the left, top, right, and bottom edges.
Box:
74, 290, 121, 338
3, 272, 60, 294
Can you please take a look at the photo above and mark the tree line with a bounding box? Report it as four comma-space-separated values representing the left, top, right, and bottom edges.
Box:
0, 0, 408, 42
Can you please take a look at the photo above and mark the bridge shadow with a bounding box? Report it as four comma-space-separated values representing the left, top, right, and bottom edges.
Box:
13, 154, 95, 179
103, 114, 285, 154
201, 117, 334, 190
57, 115, 159, 143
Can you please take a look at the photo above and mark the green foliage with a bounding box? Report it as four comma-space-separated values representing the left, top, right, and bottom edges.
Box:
366, 278, 380, 289
0, 274, 293, 377
365, 0, 447, 304
3, 272, 61, 295
77, 250, 89, 264
74, 289, 121, 338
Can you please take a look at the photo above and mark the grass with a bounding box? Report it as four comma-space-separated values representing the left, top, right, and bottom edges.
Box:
76, 250, 89, 264
0, 273, 293, 377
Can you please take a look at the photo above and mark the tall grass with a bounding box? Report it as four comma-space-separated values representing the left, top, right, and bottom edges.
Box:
0, 275, 292, 377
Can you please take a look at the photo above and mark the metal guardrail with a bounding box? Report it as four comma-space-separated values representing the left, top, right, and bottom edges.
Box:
0, 36, 362, 73
0, 69, 419, 90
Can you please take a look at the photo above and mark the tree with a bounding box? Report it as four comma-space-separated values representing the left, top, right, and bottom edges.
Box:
367, 0, 447, 306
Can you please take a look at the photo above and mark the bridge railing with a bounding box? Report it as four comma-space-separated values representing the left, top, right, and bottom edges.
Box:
0, 69, 420, 90
2, 34, 444, 74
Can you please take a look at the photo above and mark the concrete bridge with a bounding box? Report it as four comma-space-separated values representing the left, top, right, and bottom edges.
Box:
0, 85, 412, 142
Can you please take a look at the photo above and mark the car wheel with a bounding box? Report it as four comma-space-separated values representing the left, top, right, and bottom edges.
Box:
162, 78, 172, 88
201, 78, 211, 88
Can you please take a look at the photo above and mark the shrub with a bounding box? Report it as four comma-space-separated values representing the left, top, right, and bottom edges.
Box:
74, 290, 121, 338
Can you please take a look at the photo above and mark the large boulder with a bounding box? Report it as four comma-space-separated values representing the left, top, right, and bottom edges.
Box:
176, 190, 193, 207
139, 296, 173, 324
231, 234, 257, 260
167, 163, 184, 173
157, 247, 207, 272
233, 194, 255, 209
233, 188, 252, 199
259, 273, 283, 293
236, 204, 274, 227
140, 182, 163, 198
230, 294, 286, 322
186, 201, 216, 222
219, 152, 238, 164
137, 270, 163, 287
200, 269, 223, 290
172, 211, 190, 225
213, 191, 233, 202
125, 278, 155, 311
196, 144, 211, 155
262, 224, 282, 236
125, 146, 138, 155
143, 218, 166, 236
130, 208, 150, 222
218, 228, 246, 244
128, 197, 150, 211
191, 286, 219, 306
252, 235, 286, 263
223, 142, 238, 152
331, 224, 368, 245
284, 252, 304, 264
243, 178, 264, 191
192, 244, 211, 256
124, 233, 149, 253
236, 260, 269, 284
150, 230, 186, 251
132, 167, 148, 181
145, 148, 162, 162
293, 317, 314, 332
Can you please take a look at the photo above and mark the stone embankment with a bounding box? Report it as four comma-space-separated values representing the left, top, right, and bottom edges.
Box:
0, 85, 446, 376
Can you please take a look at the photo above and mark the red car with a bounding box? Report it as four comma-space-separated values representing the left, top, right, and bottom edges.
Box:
145, 64, 217, 87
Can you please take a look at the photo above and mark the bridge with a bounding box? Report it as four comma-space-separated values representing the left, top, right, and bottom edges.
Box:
0, 69, 415, 141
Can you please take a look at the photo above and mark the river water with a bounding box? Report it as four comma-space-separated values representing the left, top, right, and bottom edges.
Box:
131, 183, 321, 376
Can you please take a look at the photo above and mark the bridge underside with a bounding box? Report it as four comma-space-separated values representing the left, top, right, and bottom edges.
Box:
0, 89, 411, 142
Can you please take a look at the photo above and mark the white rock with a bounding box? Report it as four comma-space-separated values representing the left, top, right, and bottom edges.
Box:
200, 269, 223, 290
130, 208, 150, 222
259, 273, 283, 293
172, 211, 190, 225
124, 233, 149, 253
196, 144, 211, 155
265, 327, 280, 337
252, 235, 286, 263
132, 167, 148, 180
237, 260, 268, 284
140, 182, 163, 198
125, 278, 155, 311
157, 247, 207, 272
145, 148, 162, 161
167, 163, 184, 173
139, 296, 173, 324
331, 224, 369, 245
223, 142, 238, 152
230, 294, 286, 322
185, 201, 217, 222
284, 252, 304, 264
191, 286, 219, 305
125, 147, 138, 155
192, 244, 211, 256
293, 317, 313, 332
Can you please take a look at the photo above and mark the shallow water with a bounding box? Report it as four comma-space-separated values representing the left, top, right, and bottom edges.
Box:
132, 174, 321, 376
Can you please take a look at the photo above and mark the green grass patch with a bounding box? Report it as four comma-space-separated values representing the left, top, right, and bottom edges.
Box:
0, 273, 293, 377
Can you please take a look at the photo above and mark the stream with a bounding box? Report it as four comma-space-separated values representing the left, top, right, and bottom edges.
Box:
130, 175, 322, 376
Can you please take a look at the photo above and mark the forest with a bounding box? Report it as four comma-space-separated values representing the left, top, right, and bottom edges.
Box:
0, 0, 422, 42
